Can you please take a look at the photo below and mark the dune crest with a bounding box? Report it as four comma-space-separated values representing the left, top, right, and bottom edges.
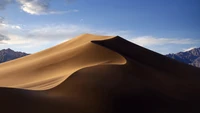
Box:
0, 34, 126, 90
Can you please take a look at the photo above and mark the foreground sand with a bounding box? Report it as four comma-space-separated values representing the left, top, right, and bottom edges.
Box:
0, 34, 200, 113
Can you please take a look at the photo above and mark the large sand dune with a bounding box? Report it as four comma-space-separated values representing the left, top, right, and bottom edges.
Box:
0, 34, 200, 113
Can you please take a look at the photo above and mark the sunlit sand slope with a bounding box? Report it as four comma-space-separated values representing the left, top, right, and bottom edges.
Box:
0, 34, 126, 90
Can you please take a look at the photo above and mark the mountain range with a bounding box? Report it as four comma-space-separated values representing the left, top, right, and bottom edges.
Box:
166, 48, 200, 68
0, 48, 29, 63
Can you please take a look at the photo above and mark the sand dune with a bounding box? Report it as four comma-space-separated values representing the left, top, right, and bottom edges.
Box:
0, 34, 200, 113
0, 34, 126, 90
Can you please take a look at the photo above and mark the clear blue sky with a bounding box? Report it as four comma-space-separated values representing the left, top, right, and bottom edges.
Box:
0, 0, 199, 54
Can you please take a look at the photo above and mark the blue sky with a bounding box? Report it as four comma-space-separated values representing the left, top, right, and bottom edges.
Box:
0, 0, 199, 54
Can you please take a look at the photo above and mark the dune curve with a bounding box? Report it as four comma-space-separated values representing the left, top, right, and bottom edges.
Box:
0, 34, 126, 90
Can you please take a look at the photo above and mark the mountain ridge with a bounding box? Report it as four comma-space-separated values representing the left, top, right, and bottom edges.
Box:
0, 48, 29, 63
166, 47, 200, 68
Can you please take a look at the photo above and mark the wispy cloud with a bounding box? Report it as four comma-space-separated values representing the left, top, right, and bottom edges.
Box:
0, 17, 4, 23
0, 17, 12, 44
16, 0, 78, 15
0, 17, 22, 30
127, 36, 200, 54
2, 34, 29, 44
0, 33, 10, 44
27, 24, 91, 41
17, 0, 50, 15
1, 23, 21, 29
0, 33, 9, 40
131, 36, 200, 46
0, 0, 79, 15
26, 25, 131, 42
48, 9, 79, 15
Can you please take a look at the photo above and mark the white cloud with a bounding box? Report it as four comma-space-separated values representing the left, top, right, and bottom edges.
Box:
0, 15, 21, 31
27, 24, 91, 40
0, 20, 25, 45
0, 16, 21, 30
2, 34, 32, 44
16, 0, 79, 15
48, 9, 79, 14
0, 33, 9, 40
14, 25, 22, 29
0, 34, 9, 39
0, 17, 5, 23
0, 33, 50, 53
0, 34, 10, 44
0, 23, 22, 30
17, 0, 49, 15
0, 0, 79, 15
131, 36, 199, 46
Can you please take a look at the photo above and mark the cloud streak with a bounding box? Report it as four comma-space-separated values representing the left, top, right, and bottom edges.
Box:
0, 34, 9, 40
27, 25, 90, 40
131, 36, 200, 46
1, 23, 21, 30
0, 17, 4, 24
0, 33, 10, 44
17, 0, 50, 15
17, 0, 78, 15
0, 0, 79, 15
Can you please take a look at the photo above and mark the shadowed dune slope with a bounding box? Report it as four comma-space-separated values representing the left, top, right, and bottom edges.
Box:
0, 34, 200, 113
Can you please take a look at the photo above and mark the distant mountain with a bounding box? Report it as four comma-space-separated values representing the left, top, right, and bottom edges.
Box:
166, 47, 200, 68
0, 48, 29, 63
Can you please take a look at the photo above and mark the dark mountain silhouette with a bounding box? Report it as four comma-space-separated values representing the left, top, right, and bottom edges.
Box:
0, 48, 29, 63
166, 47, 200, 68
